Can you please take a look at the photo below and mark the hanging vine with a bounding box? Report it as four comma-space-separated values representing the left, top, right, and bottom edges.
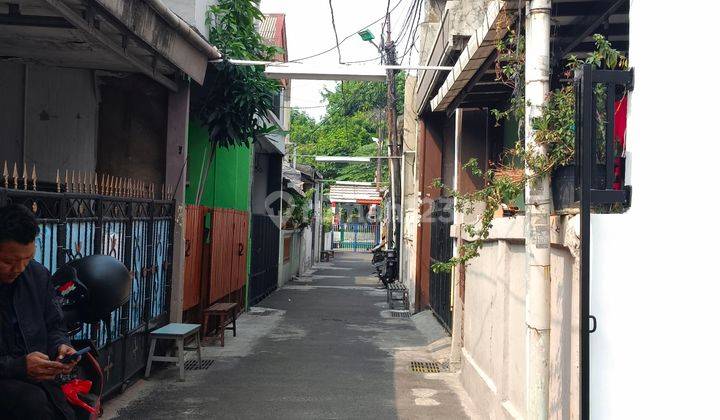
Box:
432, 15, 628, 273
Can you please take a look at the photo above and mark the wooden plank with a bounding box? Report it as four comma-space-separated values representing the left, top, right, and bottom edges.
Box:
208, 209, 250, 304
182, 205, 205, 310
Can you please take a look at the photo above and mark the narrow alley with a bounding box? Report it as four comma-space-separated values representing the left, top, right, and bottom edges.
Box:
107, 252, 476, 419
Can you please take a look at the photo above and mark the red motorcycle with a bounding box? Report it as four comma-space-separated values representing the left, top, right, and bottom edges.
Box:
52, 255, 132, 419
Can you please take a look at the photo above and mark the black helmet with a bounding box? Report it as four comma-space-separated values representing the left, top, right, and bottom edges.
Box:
52, 255, 132, 324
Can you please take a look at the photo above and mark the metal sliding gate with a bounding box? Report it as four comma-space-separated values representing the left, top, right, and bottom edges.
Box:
429, 197, 453, 331
0, 186, 174, 396
331, 223, 380, 251
249, 214, 280, 305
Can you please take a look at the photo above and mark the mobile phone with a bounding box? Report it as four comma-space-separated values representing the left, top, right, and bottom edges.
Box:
60, 346, 91, 364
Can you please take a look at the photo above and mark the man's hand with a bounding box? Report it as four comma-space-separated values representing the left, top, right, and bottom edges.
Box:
26, 351, 66, 381
56, 344, 79, 374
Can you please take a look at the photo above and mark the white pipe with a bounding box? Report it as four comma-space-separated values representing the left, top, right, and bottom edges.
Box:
524, 1, 552, 419
450, 109, 463, 368
217, 59, 452, 71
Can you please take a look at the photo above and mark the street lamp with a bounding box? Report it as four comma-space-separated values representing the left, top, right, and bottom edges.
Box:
358, 28, 381, 52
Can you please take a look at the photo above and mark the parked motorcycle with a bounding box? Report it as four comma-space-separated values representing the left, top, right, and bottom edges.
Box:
52, 255, 132, 419
371, 243, 398, 287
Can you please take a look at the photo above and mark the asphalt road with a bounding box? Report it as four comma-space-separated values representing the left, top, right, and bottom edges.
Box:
112, 252, 472, 420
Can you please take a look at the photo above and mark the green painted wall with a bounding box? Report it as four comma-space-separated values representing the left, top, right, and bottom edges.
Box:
185, 121, 252, 211
185, 120, 255, 309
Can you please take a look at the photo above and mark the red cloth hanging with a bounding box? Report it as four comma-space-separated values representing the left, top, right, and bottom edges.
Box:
612, 96, 628, 190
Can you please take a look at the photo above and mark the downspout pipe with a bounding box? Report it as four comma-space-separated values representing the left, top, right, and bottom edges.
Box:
141, 0, 221, 59
524, 1, 552, 419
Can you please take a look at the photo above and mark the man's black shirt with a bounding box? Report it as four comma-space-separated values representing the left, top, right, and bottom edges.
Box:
0, 283, 27, 358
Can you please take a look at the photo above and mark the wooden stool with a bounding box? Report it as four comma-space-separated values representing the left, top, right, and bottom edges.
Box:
145, 323, 201, 381
203, 302, 238, 347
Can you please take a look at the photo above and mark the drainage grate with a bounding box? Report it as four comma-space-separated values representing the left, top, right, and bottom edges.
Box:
410, 361, 442, 374
184, 359, 215, 371
250, 310, 272, 316
390, 311, 411, 318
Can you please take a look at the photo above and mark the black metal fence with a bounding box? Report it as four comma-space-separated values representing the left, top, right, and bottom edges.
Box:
0, 187, 174, 396
429, 197, 454, 332
249, 214, 280, 305
575, 65, 634, 419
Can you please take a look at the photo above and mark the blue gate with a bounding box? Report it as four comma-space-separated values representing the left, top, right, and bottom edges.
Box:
1, 184, 174, 396
331, 223, 380, 251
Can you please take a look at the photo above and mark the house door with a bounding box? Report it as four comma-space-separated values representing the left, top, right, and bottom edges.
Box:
428, 197, 453, 332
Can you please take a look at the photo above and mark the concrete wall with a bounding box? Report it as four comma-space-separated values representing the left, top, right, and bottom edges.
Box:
0, 63, 173, 186
279, 229, 302, 287
401, 76, 420, 311
588, 2, 720, 418
0, 63, 24, 165
300, 226, 313, 274
459, 216, 580, 419
97, 74, 167, 185
0, 63, 97, 182
163, 0, 215, 38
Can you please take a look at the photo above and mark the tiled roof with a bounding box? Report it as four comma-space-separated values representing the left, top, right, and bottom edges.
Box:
259, 13, 287, 61
328, 182, 383, 204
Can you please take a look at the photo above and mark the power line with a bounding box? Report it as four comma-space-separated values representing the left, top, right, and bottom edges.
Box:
328, 0, 343, 64
290, 0, 406, 63
380, 0, 392, 44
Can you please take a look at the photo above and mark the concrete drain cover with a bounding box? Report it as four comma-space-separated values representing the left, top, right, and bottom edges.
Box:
410, 361, 442, 374
250, 310, 272, 316
390, 311, 411, 318
184, 359, 215, 371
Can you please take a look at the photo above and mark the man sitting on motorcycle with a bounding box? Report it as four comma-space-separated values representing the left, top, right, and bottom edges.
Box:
0, 204, 78, 419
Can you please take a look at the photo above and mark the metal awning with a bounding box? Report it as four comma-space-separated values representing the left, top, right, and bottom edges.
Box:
430, 0, 509, 112
254, 113, 286, 156
0, 0, 221, 90
430, 0, 630, 114
282, 162, 303, 195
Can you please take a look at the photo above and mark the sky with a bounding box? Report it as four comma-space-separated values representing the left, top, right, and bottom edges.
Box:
260, 0, 422, 120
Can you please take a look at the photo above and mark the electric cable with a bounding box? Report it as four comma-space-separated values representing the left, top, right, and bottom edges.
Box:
290, 0, 406, 63
328, 0, 343, 63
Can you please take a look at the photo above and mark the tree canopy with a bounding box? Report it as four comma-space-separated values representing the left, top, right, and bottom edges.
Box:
192, 0, 280, 148
290, 73, 405, 182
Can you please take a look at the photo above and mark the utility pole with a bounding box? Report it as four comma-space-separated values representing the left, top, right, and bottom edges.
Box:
384, 13, 401, 251
376, 127, 382, 190
524, 1, 552, 419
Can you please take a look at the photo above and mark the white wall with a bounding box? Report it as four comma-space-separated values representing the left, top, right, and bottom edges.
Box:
401, 76, 419, 311
163, 0, 215, 38
279, 229, 302, 286
460, 216, 579, 419
590, 2, 720, 418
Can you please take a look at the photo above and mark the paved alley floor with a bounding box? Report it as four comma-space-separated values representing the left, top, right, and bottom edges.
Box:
107, 252, 476, 420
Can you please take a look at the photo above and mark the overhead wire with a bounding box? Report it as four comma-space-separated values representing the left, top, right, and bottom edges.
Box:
394, 0, 421, 49
328, 0, 343, 63
290, 0, 406, 63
